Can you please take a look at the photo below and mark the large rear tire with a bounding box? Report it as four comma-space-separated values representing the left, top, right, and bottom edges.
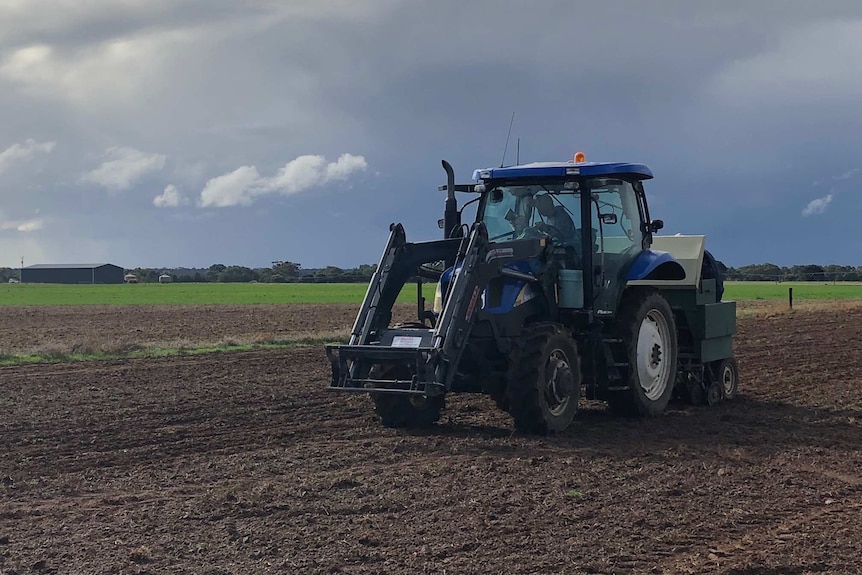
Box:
370, 364, 444, 428
506, 323, 581, 434
608, 291, 678, 417
701, 250, 724, 302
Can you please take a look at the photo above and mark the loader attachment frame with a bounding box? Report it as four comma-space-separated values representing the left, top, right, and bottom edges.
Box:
326, 222, 550, 396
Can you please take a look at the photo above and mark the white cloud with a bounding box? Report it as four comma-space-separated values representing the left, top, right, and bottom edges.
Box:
268, 155, 331, 194
198, 153, 367, 208
153, 184, 186, 208
0, 218, 44, 232
0, 139, 56, 174
198, 165, 261, 208
802, 194, 833, 217
82, 146, 167, 192
325, 153, 369, 181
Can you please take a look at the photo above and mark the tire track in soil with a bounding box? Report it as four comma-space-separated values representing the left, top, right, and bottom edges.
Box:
0, 307, 861, 574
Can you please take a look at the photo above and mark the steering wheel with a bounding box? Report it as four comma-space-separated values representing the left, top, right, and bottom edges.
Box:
518, 223, 553, 240
526, 222, 554, 235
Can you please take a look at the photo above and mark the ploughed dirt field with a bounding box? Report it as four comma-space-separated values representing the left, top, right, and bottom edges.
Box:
1, 304, 861, 574
0, 304, 379, 354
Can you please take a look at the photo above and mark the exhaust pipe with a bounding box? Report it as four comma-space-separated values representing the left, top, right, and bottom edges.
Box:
441, 160, 460, 240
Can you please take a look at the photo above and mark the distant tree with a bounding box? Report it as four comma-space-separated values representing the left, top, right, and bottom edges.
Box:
822, 265, 858, 281
207, 264, 227, 282
799, 264, 825, 281
314, 266, 346, 283
219, 266, 258, 283
736, 263, 783, 281
355, 264, 377, 282
257, 268, 273, 283
0, 267, 18, 282
272, 261, 301, 279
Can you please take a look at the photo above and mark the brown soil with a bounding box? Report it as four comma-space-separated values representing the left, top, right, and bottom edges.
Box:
1, 306, 861, 574
0, 304, 417, 354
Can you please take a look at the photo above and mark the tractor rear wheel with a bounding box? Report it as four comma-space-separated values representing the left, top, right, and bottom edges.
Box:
701, 250, 725, 302
370, 364, 444, 428
608, 290, 678, 417
506, 323, 581, 434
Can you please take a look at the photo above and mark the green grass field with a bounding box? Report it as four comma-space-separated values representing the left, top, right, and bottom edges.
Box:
1, 281, 861, 306
0, 282, 437, 306
724, 281, 862, 301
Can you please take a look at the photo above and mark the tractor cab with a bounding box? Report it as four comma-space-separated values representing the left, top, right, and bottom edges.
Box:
437, 155, 679, 322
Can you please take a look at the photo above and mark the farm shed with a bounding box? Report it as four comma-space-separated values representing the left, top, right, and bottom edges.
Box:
21, 264, 125, 284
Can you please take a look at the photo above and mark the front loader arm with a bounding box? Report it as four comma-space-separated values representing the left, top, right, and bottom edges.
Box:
432, 224, 551, 389
326, 222, 548, 396
349, 223, 406, 346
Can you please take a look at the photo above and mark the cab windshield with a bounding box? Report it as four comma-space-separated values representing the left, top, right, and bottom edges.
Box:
479, 178, 644, 254
480, 183, 580, 245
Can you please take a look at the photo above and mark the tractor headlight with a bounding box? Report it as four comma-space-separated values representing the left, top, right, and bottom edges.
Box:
514, 284, 535, 307
433, 281, 443, 314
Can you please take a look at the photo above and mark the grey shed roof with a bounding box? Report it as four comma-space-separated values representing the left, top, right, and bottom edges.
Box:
24, 263, 119, 269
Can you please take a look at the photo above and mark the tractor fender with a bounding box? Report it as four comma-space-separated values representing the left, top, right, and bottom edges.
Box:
625, 250, 686, 282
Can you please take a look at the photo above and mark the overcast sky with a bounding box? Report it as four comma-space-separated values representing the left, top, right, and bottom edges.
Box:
1, 0, 861, 269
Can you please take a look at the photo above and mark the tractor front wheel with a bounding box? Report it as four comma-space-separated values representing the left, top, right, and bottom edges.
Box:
506, 323, 581, 434
370, 364, 444, 428
608, 291, 678, 417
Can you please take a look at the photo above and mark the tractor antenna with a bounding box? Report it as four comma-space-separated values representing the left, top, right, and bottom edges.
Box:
500, 112, 515, 167
516, 138, 520, 165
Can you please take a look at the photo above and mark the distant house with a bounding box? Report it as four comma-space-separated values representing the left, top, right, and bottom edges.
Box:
158, 274, 173, 284
124, 274, 139, 284
21, 264, 125, 285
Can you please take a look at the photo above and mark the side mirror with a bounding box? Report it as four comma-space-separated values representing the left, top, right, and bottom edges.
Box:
437, 218, 446, 229
489, 189, 503, 203
649, 219, 664, 232
600, 213, 617, 225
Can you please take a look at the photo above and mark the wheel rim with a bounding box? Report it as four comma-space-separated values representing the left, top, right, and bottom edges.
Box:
721, 364, 736, 396
543, 349, 575, 416
636, 309, 673, 401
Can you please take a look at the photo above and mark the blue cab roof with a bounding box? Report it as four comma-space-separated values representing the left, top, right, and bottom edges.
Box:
473, 161, 653, 181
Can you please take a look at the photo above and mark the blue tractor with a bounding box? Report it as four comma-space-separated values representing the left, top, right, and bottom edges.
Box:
326, 154, 738, 434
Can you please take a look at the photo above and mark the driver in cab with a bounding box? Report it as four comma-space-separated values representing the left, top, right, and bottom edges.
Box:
532, 193, 577, 246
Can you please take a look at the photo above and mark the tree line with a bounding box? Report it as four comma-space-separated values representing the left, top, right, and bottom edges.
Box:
123, 262, 378, 284
3, 262, 862, 284
719, 263, 862, 282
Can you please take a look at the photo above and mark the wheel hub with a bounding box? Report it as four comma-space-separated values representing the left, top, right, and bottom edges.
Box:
650, 343, 662, 367
721, 365, 734, 395
544, 351, 574, 416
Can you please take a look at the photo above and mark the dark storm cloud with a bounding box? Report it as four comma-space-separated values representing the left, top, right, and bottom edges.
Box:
1, 0, 861, 267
